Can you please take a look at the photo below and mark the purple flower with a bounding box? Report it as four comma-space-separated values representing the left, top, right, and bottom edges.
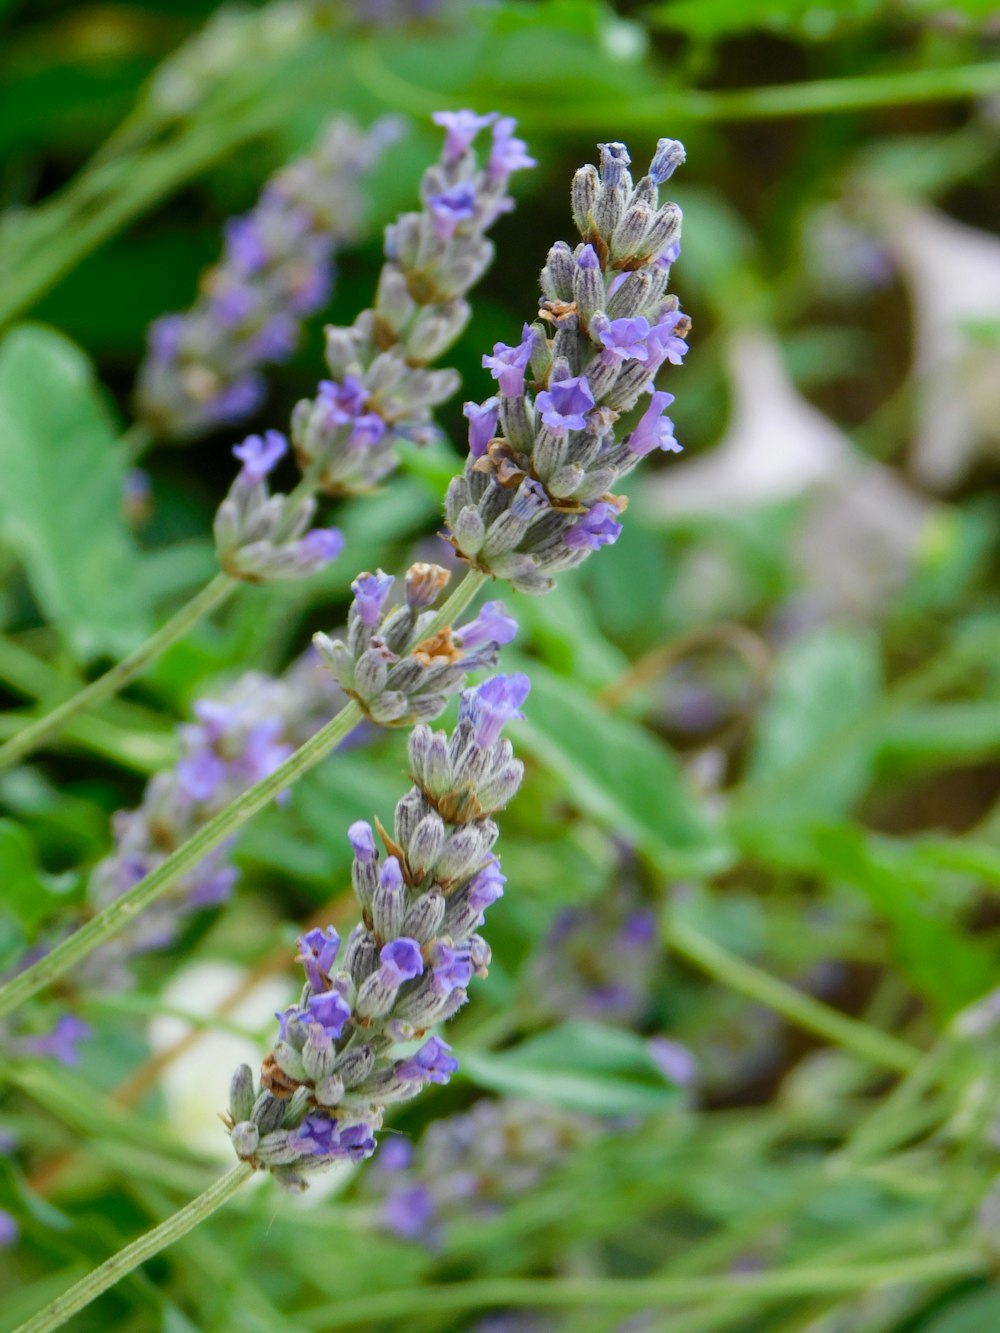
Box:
482, 325, 535, 398
349, 820, 378, 861
467, 858, 506, 911
149, 314, 185, 361
383, 1183, 435, 1239
352, 570, 395, 626
295, 528, 345, 570
535, 376, 594, 433
647, 1036, 698, 1087
428, 184, 477, 240
489, 116, 536, 182
318, 375, 369, 426
657, 240, 681, 269
0, 1209, 18, 1248
511, 478, 550, 521
224, 216, 269, 274
379, 938, 425, 987
431, 109, 496, 161
464, 398, 500, 458
564, 501, 622, 551
430, 941, 474, 996
297, 926, 340, 991
619, 911, 657, 948
455, 601, 518, 655
349, 413, 387, 449
233, 431, 288, 485
377, 1137, 414, 1172
395, 1036, 459, 1084
251, 313, 299, 361
598, 141, 631, 188
577, 243, 600, 273
459, 673, 531, 749
176, 749, 227, 803
626, 391, 681, 457
647, 311, 688, 368
301, 988, 352, 1037
380, 856, 404, 894
598, 316, 651, 366
649, 138, 685, 186
15, 1015, 91, 1066
290, 1114, 376, 1161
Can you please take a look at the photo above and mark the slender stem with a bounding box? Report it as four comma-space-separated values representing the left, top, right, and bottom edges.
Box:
667, 916, 921, 1075
0, 569, 485, 1018
0, 698, 362, 1019
297, 1248, 985, 1328
420, 567, 489, 640
13, 1163, 254, 1333
0, 572, 236, 772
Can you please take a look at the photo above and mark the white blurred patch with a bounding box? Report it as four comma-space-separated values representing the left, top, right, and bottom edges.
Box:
881, 200, 1000, 490
647, 331, 933, 619
149, 960, 293, 1162
649, 333, 850, 513
149, 960, 359, 1204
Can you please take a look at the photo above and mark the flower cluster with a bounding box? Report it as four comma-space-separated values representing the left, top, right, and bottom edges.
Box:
364, 1098, 593, 1243
80, 659, 346, 990
135, 116, 398, 440
446, 137, 688, 592
532, 885, 660, 1027
291, 110, 535, 494
226, 673, 528, 1189
213, 431, 344, 581
313, 562, 518, 725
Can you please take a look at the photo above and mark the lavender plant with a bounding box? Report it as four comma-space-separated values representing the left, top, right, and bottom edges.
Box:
0, 129, 687, 1030
365, 1098, 593, 1243
446, 138, 687, 592
0, 112, 532, 772
134, 115, 399, 441
224, 672, 528, 1187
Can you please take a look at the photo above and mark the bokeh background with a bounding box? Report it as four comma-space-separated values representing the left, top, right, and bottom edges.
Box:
4, 2, 1000, 1329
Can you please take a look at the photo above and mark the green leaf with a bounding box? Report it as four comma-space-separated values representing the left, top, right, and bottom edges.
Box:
457, 1021, 684, 1116
740, 627, 881, 822
0, 817, 76, 933
0, 323, 150, 661
512, 657, 731, 876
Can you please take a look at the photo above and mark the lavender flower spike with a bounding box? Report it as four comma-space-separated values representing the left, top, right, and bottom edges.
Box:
445, 135, 689, 593
225, 674, 528, 1190
313, 561, 518, 727
77, 656, 346, 994
213, 433, 345, 582
291, 111, 535, 495
136, 116, 399, 440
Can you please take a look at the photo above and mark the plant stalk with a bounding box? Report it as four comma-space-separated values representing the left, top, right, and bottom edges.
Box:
13, 1163, 254, 1333
0, 572, 236, 772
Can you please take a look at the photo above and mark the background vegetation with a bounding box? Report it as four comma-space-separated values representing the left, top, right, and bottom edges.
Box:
3, 0, 1000, 1328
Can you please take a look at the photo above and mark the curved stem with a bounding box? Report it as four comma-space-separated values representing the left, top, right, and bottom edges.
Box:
0, 569, 485, 1018
0, 697, 362, 1019
13, 1163, 254, 1333
667, 915, 921, 1075
0, 572, 237, 772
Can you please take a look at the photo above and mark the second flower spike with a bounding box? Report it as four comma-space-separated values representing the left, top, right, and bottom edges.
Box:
313, 563, 518, 726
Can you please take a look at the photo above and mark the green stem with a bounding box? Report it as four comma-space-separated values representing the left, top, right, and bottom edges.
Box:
667, 915, 920, 1074
0, 572, 236, 772
297, 1248, 984, 1328
355, 47, 1000, 128
0, 569, 485, 1018
12, 1163, 254, 1333
0, 697, 361, 1019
